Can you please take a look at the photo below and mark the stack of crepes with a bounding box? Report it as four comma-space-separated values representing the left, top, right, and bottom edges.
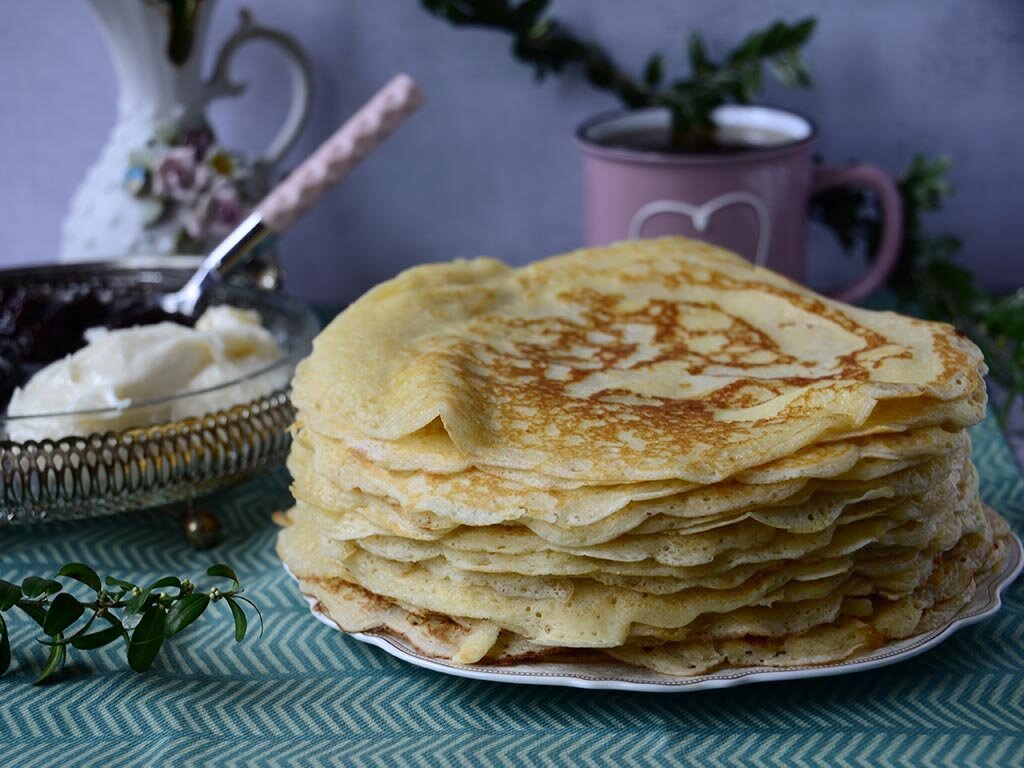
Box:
278, 237, 1011, 676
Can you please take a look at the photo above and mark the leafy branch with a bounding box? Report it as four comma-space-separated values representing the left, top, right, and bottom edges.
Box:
421, 0, 815, 145
813, 155, 1024, 426
0, 562, 260, 684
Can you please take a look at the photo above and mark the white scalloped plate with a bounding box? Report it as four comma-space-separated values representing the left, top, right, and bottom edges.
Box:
288, 533, 1022, 693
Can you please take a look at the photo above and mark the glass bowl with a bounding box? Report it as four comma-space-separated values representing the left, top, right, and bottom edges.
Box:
0, 258, 319, 524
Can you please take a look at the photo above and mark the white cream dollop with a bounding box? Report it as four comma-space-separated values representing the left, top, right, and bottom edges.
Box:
5, 306, 284, 442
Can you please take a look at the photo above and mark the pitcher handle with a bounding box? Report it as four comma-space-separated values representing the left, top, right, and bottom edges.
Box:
203, 9, 313, 170
812, 164, 903, 304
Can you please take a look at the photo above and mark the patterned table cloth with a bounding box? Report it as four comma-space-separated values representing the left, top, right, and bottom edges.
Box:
2, 412, 1022, 768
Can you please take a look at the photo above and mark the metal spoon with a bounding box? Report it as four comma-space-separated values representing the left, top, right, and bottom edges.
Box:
159, 73, 424, 317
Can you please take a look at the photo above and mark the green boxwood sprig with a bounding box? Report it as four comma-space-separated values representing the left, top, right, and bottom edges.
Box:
421, 0, 815, 145
0, 563, 261, 684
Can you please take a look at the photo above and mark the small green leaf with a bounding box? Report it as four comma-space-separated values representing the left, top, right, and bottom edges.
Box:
148, 576, 182, 591
234, 596, 264, 639
127, 606, 166, 673
987, 294, 1024, 339
728, 18, 815, 64
57, 563, 102, 592
71, 625, 124, 650
42, 593, 85, 635
34, 634, 65, 684
105, 575, 137, 591
687, 34, 710, 73
22, 577, 61, 599
643, 53, 664, 87
124, 588, 151, 616
735, 64, 762, 103
761, 20, 790, 52
165, 593, 209, 637
789, 17, 817, 47
771, 50, 811, 89
728, 26, 766, 62
0, 580, 21, 611
206, 565, 239, 588
0, 614, 10, 675
226, 598, 247, 642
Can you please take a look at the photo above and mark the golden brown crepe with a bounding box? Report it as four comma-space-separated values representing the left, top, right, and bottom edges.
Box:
278, 236, 1008, 677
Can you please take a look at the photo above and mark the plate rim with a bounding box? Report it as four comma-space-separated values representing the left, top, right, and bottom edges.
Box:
287, 532, 1023, 693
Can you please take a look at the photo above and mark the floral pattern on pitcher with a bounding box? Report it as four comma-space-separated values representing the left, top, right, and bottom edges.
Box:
60, 0, 312, 262
123, 122, 254, 253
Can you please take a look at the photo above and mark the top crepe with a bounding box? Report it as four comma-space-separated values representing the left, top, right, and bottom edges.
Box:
292, 238, 985, 484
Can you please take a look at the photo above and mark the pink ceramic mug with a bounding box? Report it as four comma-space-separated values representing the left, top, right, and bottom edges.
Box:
576, 106, 902, 303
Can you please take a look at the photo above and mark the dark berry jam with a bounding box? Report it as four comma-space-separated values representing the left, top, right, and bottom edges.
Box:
0, 281, 193, 407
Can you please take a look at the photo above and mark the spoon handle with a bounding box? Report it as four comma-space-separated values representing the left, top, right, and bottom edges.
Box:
164, 74, 423, 316
257, 73, 424, 233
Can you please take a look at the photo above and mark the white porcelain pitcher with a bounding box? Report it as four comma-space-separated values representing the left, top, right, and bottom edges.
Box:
60, 0, 312, 261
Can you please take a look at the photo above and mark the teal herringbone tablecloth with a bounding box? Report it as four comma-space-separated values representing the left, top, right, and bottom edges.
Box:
1, 413, 1022, 768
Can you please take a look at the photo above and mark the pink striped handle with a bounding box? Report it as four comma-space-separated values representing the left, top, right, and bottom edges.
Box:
256, 73, 424, 233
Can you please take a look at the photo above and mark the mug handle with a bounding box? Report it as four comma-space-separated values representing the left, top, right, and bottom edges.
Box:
203, 9, 314, 172
811, 164, 903, 303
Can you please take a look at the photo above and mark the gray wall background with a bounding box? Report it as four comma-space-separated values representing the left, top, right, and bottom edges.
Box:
1, 0, 1022, 304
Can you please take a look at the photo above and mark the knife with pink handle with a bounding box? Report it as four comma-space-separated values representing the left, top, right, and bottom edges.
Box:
161, 73, 424, 316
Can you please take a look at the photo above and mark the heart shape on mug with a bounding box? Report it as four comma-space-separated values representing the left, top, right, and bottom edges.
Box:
627, 191, 772, 266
